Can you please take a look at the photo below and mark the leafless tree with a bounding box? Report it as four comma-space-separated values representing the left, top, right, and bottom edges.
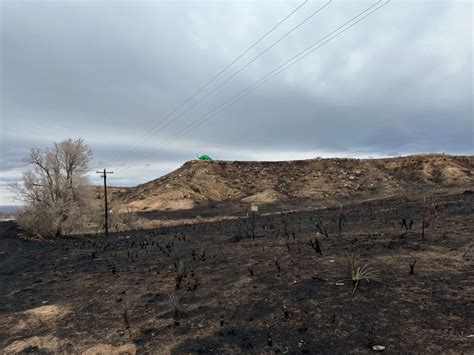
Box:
10, 138, 95, 237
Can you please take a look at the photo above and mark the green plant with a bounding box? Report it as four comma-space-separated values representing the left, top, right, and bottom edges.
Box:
347, 254, 377, 296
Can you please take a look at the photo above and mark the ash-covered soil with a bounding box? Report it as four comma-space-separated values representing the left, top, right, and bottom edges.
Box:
1, 192, 473, 354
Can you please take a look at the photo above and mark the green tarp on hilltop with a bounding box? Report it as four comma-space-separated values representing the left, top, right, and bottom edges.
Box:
196, 154, 213, 161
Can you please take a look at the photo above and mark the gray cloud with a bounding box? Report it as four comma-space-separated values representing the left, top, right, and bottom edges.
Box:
1, 0, 472, 203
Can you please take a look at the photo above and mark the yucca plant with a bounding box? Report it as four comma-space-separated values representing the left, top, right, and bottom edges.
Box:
168, 291, 180, 326
347, 254, 377, 296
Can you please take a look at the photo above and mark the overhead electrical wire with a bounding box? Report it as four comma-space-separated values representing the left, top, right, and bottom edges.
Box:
112, 0, 390, 173
104, 0, 310, 166
108, 0, 332, 167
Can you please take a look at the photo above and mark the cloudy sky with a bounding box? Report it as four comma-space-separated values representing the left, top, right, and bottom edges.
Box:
1, 0, 472, 204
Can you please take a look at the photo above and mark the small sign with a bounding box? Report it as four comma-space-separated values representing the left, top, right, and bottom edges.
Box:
251, 205, 258, 212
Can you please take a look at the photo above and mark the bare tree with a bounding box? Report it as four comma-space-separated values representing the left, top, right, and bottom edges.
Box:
10, 138, 94, 237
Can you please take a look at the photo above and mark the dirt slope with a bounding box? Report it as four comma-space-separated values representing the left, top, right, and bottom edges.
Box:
113, 154, 473, 212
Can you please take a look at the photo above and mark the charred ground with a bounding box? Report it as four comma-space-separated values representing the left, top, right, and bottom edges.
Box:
1, 190, 473, 353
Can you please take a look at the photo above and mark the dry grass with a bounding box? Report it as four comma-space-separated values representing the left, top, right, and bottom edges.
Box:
168, 292, 181, 326
347, 254, 377, 296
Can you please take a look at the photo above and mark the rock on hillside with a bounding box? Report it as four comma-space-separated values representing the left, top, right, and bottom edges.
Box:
112, 154, 473, 212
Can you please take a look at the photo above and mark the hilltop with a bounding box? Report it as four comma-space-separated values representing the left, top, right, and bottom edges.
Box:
111, 154, 473, 213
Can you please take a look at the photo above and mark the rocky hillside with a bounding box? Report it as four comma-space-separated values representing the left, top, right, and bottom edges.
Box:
112, 154, 473, 212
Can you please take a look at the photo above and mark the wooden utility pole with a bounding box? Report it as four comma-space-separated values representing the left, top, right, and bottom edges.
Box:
97, 169, 113, 235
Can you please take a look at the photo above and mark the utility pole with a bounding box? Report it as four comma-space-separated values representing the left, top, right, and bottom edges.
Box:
97, 169, 113, 236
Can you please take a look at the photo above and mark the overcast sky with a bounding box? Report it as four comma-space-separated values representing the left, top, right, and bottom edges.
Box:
1, 0, 472, 204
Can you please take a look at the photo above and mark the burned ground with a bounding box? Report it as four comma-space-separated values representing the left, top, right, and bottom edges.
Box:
1, 192, 473, 353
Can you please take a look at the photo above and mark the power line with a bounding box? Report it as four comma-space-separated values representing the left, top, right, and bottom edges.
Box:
108, 1, 331, 167
114, 0, 390, 171
96, 169, 114, 236
109, 0, 332, 167
106, 0, 309, 166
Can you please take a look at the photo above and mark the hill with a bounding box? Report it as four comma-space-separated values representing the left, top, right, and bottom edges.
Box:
112, 154, 473, 212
